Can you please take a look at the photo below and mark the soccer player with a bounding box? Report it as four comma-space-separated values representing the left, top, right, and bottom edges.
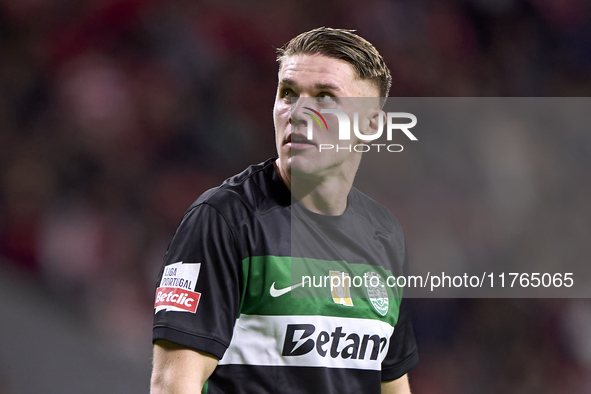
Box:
151, 27, 418, 394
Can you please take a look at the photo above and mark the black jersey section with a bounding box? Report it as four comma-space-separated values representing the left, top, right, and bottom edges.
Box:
381, 296, 419, 381
290, 189, 407, 277
208, 365, 382, 394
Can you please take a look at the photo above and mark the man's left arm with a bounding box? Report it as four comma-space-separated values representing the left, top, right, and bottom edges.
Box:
381, 373, 411, 394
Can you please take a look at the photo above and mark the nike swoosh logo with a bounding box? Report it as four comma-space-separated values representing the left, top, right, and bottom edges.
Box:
270, 282, 303, 297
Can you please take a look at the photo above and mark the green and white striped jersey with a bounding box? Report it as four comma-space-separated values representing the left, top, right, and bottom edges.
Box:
153, 158, 418, 394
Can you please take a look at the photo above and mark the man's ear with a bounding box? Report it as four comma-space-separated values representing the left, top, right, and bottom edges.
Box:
357, 109, 385, 144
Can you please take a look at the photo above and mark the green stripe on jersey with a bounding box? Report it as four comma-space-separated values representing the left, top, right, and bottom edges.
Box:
239, 256, 402, 327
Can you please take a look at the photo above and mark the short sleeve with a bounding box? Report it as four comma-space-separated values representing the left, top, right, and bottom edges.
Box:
381, 240, 419, 381
380, 297, 419, 381
153, 203, 242, 360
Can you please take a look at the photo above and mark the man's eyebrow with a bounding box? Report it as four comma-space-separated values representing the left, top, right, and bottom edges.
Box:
278, 78, 297, 87
278, 78, 342, 92
314, 83, 341, 92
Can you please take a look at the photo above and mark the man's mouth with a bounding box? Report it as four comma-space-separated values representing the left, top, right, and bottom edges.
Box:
287, 134, 316, 146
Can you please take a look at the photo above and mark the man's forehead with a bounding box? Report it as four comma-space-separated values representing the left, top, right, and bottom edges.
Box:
278, 54, 357, 84
277, 54, 380, 97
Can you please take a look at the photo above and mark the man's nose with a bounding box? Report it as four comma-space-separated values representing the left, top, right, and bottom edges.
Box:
289, 97, 308, 127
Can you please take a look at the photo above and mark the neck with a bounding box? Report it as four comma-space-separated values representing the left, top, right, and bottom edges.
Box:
274, 159, 356, 216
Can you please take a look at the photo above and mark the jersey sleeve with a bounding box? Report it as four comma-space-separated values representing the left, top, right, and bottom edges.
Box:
381, 240, 419, 381
153, 203, 241, 360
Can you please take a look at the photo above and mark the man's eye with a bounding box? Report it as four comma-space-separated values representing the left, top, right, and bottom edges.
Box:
282, 89, 295, 98
316, 94, 335, 103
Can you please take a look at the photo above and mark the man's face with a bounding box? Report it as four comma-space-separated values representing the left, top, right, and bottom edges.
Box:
273, 54, 379, 182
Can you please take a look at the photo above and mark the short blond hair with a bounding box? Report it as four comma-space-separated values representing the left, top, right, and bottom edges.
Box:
277, 27, 392, 97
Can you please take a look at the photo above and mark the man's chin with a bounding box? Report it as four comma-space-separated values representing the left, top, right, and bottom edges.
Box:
289, 161, 323, 181
288, 155, 309, 171
279, 154, 324, 182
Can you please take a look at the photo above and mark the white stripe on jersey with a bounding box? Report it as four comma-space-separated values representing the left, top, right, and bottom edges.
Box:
218, 314, 395, 370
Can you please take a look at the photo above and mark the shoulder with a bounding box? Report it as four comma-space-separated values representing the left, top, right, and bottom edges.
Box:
183, 159, 287, 226
349, 187, 404, 237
